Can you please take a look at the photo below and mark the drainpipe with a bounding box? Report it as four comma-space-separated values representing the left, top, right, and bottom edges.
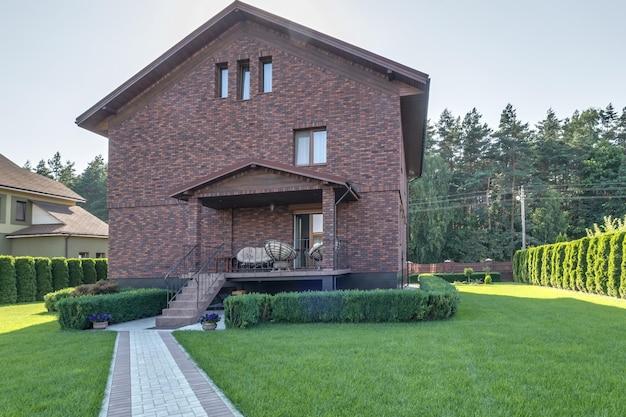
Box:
64, 234, 71, 258
334, 182, 353, 269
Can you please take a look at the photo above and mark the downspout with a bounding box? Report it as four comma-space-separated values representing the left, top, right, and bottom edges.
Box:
334, 182, 353, 269
64, 234, 72, 258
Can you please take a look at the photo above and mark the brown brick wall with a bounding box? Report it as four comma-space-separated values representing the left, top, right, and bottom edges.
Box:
107, 26, 407, 280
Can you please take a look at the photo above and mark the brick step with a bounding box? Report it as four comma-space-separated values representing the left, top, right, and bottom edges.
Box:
161, 307, 198, 317
155, 315, 198, 328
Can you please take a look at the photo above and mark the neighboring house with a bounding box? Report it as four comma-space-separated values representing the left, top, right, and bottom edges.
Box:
76, 1, 429, 294
0, 154, 108, 258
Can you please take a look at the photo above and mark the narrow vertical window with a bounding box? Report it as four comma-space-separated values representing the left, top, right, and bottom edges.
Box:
217, 64, 228, 98
15, 200, 26, 221
261, 57, 272, 93
238, 60, 250, 100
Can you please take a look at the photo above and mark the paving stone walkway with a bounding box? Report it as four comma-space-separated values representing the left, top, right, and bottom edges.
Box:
99, 318, 242, 417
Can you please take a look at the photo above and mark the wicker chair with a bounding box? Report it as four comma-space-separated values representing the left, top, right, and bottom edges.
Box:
308, 242, 323, 269
264, 239, 297, 270
236, 247, 272, 269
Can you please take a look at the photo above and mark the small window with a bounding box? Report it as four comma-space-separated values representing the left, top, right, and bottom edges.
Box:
15, 201, 27, 222
295, 129, 327, 166
79, 252, 89, 258
261, 57, 272, 93
238, 60, 250, 100
96, 253, 106, 258
217, 64, 228, 98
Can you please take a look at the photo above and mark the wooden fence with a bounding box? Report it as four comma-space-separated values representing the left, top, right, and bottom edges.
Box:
407, 261, 513, 281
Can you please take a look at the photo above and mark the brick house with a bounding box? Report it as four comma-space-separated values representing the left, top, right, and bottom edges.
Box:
77, 1, 429, 301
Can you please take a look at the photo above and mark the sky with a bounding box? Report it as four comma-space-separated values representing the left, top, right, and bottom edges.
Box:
1, 0, 625, 172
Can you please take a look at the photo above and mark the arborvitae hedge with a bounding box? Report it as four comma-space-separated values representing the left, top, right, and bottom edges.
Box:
15, 257, 36, 303
67, 258, 83, 287
0, 256, 17, 304
0, 256, 107, 304
51, 257, 69, 291
607, 233, 624, 297
34, 258, 53, 301
81, 258, 97, 284
95, 259, 108, 280
514, 231, 626, 299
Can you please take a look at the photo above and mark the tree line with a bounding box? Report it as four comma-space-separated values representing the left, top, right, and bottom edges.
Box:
24, 153, 108, 222
409, 103, 626, 263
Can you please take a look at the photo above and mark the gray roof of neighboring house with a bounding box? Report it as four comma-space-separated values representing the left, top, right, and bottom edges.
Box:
6, 200, 108, 238
0, 154, 85, 203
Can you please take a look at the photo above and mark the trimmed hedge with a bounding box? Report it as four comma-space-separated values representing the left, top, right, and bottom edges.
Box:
513, 231, 626, 299
224, 276, 459, 328
34, 257, 53, 301
44, 287, 75, 312
414, 272, 501, 283
95, 259, 108, 280
81, 258, 97, 284
67, 258, 83, 287
0, 256, 107, 304
0, 256, 17, 304
15, 257, 36, 303
56, 288, 168, 330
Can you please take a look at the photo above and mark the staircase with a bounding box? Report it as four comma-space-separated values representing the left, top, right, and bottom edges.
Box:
156, 273, 225, 328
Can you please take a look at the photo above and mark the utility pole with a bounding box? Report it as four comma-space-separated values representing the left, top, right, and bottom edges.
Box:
519, 185, 526, 249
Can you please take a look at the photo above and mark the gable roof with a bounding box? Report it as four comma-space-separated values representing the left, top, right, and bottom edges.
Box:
75, 1, 430, 177
169, 158, 359, 209
0, 154, 85, 203
6, 200, 108, 238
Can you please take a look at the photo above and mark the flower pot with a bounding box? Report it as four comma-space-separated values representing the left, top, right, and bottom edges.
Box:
93, 321, 108, 329
202, 322, 217, 331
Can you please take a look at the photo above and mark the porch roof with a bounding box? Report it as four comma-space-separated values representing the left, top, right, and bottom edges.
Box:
169, 158, 359, 209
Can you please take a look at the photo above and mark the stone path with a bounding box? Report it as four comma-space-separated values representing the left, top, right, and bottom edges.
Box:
99, 318, 242, 417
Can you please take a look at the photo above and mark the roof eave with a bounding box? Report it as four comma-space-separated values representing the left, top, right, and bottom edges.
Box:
76, 1, 429, 137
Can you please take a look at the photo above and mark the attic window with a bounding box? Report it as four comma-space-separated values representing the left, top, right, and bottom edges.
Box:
260, 57, 272, 93
217, 63, 228, 98
238, 60, 251, 100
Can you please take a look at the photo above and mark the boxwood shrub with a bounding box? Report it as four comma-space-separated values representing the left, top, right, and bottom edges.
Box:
44, 287, 75, 312
225, 277, 459, 328
56, 288, 168, 330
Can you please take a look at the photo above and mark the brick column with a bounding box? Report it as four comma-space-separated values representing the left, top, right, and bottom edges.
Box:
187, 196, 202, 247
322, 187, 335, 270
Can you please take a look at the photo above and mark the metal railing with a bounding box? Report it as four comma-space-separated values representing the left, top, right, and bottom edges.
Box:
164, 244, 227, 308
192, 244, 227, 309
231, 238, 349, 272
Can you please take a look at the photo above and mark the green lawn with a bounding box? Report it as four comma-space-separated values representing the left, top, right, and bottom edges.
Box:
0, 303, 116, 417
175, 283, 626, 417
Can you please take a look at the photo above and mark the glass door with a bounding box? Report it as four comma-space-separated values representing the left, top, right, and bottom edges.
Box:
294, 213, 323, 268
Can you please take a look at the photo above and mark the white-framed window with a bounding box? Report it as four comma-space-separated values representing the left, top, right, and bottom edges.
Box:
217, 63, 228, 98
260, 57, 272, 93
295, 129, 327, 166
238, 60, 250, 100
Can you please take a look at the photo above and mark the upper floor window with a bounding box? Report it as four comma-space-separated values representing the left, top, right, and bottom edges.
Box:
238, 60, 250, 100
15, 200, 27, 222
295, 129, 327, 166
217, 63, 228, 98
260, 57, 272, 93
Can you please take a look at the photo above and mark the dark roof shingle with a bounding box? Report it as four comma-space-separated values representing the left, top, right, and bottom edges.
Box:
0, 154, 85, 202
6, 200, 108, 238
